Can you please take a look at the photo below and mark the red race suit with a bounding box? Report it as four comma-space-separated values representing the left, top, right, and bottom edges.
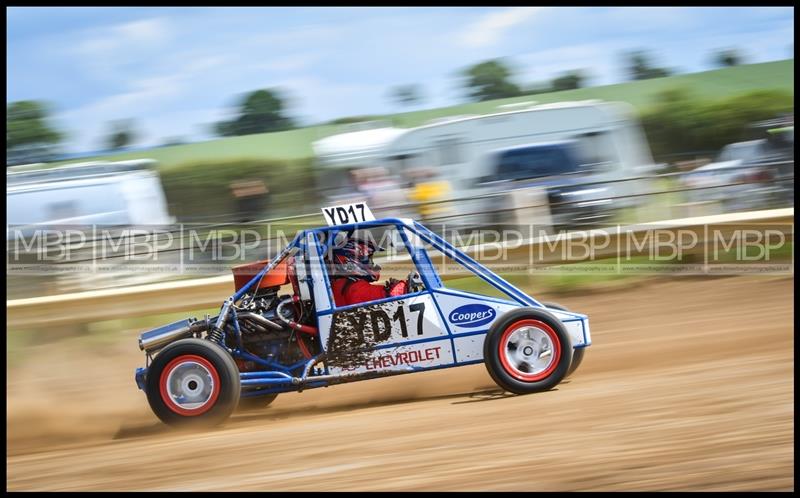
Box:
332, 278, 407, 307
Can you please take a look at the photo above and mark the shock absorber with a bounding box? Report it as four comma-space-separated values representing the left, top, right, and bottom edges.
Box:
208, 299, 233, 345
207, 327, 225, 345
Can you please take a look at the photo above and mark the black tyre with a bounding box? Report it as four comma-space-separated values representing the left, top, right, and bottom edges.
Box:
542, 301, 569, 312
543, 301, 585, 378
237, 391, 279, 412
484, 307, 573, 395
566, 348, 585, 377
145, 338, 241, 427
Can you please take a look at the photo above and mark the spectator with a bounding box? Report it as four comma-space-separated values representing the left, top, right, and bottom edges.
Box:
407, 167, 452, 222
230, 179, 269, 222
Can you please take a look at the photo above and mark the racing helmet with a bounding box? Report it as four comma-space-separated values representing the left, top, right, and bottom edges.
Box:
330, 237, 382, 282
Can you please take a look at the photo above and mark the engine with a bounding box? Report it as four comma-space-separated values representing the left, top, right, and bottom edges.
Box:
231, 290, 319, 371
138, 288, 319, 372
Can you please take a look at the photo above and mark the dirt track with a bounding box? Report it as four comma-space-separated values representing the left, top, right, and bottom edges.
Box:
6, 275, 794, 491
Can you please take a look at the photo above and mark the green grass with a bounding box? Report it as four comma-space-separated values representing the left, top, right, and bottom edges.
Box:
437, 240, 796, 297
444, 255, 656, 298
52, 59, 794, 169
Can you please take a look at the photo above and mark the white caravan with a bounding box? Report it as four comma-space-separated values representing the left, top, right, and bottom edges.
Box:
7, 159, 176, 294
7, 159, 174, 234
382, 100, 654, 189
312, 100, 658, 224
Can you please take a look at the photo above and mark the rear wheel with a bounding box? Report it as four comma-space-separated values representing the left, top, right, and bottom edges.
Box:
145, 338, 240, 427
484, 308, 572, 394
543, 301, 585, 378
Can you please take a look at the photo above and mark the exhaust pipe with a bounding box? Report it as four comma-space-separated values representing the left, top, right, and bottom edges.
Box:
139, 318, 210, 352
237, 312, 283, 331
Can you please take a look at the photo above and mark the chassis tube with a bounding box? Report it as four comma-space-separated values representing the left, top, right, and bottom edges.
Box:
138, 318, 211, 352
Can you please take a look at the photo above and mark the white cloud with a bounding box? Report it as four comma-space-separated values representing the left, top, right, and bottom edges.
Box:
65, 17, 173, 84
459, 7, 546, 48
115, 18, 168, 42
74, 17, 170, 58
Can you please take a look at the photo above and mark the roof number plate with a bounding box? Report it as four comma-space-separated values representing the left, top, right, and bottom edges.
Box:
322, 202, 375, 226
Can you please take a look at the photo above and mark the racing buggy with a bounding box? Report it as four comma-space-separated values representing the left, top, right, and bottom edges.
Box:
135, 203, 592, 427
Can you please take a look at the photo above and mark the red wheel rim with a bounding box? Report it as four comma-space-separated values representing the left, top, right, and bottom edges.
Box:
159, 354, 221, 416
498, 319, 562, 382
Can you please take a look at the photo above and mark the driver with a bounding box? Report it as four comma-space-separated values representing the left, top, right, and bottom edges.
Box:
328, 237, 408, 307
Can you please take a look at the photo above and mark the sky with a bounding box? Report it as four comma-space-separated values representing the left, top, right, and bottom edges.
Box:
6, 6, 795, 153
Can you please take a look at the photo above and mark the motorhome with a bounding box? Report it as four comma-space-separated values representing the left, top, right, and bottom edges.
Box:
7, 159, 174, 232
312, 100, 658, 224
7, 159, 176, 296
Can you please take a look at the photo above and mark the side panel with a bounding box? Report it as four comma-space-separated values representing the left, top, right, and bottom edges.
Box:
548, 309, 591, 348
318, 293, 451, 375
338, 340, 453, 375
433, 290, 518, 363
433, 289, 591, 363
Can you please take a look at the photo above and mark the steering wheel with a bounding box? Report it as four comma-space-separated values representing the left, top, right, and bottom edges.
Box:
406, 271, 424, 293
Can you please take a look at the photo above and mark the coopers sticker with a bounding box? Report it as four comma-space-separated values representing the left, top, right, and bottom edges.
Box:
449, 304, 496, 328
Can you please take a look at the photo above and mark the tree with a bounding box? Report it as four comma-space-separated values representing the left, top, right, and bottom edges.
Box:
461, 59, 521, 102
550, 70, 586, 92
389, 84, 424, 107
712, 48, 744, 67
6, 100, 63, 166
624, 50, 672, 81
640, 87, 794, 161
105, 119, 138, 151
215, 88, 296, 137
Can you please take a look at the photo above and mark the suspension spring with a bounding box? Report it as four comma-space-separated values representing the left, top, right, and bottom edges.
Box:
207, 327, 225, 345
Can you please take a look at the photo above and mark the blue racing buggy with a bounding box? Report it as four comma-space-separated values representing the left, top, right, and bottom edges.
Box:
135, 205, 592, 427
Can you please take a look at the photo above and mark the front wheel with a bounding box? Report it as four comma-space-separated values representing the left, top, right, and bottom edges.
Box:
566, 348, 585, 377
145, 338, 241, 427
542, 301, 585, 378
484, 308, 572, 395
